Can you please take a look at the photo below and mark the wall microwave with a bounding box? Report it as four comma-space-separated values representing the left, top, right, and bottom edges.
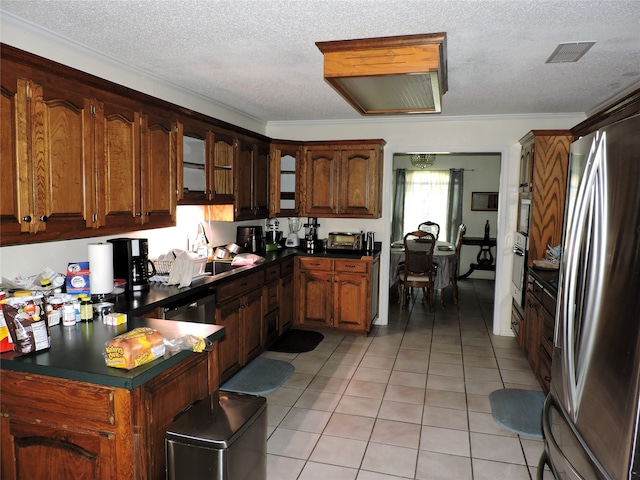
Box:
518, 197, 531, 236
327, 232, 364, 251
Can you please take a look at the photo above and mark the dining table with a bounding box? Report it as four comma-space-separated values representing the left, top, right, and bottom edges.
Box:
390, 240, 456, 291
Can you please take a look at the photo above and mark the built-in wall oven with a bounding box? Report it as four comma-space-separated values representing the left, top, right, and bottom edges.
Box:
511, 232, 528, 308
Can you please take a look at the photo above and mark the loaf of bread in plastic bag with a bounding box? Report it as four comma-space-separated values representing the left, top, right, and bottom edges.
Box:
104, 327, 165, 369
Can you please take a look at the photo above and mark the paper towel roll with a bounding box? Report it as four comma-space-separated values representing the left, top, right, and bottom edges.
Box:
88, 243, 114, 295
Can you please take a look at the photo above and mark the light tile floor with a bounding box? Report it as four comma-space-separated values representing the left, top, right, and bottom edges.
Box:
262, 280, 550, 480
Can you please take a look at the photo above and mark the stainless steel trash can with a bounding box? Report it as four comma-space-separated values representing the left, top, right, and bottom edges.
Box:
166, 391, 267, 480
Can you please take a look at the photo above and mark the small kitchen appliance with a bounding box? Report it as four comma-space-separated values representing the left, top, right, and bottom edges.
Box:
265, 218, 282, 245
327, 232, 365, 251
285, 217, 302, 247
303, 217, 320, 252
108, 238, 156, 292
236, 226, 265, 253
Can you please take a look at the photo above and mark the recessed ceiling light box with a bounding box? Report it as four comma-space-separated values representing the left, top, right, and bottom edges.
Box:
316, 33, 448, 115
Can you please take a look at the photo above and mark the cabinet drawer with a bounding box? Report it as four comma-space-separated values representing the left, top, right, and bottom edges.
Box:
541, 315, 554, 358
334, 259, 368, 273
298, 257, 332, 271
216, 271, 264, 303
541, 289, 556, 317
0, 370, 115, 427
264, 264, 280, 283
280, 258, 294, 276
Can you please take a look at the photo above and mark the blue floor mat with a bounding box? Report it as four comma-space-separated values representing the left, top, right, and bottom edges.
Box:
489, 388, 546, 439
220, 357, 294, 395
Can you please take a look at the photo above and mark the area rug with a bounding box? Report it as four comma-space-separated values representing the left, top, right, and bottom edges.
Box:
220, 357, 294, 395
489, 388, 546, 439
268, 329, 324, 353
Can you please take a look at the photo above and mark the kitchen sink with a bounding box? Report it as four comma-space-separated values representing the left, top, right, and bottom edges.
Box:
206, 261, 239, 276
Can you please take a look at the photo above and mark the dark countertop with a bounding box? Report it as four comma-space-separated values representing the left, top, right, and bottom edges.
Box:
0, 247, 380, 389
528, 266, 560, 296
107, 247, 381, 316
0, 317, 225, 390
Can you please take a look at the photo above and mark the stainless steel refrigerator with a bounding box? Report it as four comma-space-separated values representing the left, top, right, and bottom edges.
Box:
538, 114, 640, 479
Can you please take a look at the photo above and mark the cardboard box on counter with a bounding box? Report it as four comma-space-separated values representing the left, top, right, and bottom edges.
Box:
66, 262, 91, 295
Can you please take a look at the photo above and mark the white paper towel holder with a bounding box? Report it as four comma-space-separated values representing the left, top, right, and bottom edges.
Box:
88, 242, 114, 297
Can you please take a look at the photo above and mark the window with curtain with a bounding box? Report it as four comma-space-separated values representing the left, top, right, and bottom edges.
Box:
402, 170, 451, 239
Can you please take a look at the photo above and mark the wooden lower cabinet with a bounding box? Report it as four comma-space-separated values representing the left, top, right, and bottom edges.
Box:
295, 256, 377, 334
0, 349, 216, 480
523, 273, 557, 394
279, 271, 294, 334
215, 296, 243, 383
214, 270, 265, 384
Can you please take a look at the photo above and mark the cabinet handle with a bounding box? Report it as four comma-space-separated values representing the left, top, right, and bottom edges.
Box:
544, 376, 552, 382
22, 215, 32, 223
145, 211, 151, 216
136, 212, 142, 217
39, 215, 48, 222
344, 264, 356, 268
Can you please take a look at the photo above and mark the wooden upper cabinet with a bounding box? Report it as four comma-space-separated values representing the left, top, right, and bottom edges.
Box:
140, 112, 177, 228
519, 130, 572, 266
94, 101, 142, 229
212, 130, 236, 202
302, 140, 384, 218
340, 147, 381, 217
269, 141, 303, 217
1, 75, 26, 239
235, 137, 269, 220
33, 83, 95, 234
304, 148, 339, 217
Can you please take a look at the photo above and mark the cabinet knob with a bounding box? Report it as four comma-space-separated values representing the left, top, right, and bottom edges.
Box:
145, 211, 151, 216
136, 212, 142, 217
39, 215, 48, 222
22, 215, 32, 223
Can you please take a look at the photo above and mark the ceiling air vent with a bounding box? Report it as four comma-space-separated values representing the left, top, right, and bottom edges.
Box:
546, 42, 595, 63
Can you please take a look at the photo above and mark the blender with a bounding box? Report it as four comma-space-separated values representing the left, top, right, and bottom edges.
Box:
285, 217, 302, 247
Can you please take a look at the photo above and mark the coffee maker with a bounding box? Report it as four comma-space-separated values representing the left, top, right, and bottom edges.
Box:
236, 226, 265, 253
303, 217, 320, 252
108, 238, 156, 292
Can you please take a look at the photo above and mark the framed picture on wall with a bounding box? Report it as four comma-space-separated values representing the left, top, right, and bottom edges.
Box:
471, 192, 499, 211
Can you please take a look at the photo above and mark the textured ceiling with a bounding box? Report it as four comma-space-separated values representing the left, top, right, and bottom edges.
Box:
2, 0, 639, 122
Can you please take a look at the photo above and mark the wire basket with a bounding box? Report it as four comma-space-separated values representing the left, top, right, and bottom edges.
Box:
152, 258, 174, 275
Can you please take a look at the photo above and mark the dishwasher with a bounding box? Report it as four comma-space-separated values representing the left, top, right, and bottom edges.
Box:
162, 286, 217, 324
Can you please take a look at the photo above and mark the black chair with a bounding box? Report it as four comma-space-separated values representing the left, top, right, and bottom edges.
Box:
396, 230, 437, 310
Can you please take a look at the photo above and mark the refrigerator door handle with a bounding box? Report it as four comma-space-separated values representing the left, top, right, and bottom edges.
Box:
561, 132, 607, 421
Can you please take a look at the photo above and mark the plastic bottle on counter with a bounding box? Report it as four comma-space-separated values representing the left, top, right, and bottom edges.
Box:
80, 296, 93, 322
62, 302, 76, 327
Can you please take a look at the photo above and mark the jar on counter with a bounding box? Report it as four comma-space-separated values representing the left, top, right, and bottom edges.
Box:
80, 297, 93, 323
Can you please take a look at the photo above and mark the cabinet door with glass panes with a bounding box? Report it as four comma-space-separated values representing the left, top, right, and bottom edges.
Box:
269, 141, 302, 217
178, 121, 235, 205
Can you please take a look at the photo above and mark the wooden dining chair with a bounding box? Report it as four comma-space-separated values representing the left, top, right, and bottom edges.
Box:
418, 221, 440, 241
397, 230, 437, 310
451, 223, 467, 303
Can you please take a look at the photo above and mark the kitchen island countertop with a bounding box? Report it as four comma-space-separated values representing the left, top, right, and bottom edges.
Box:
0, 317, 224, 389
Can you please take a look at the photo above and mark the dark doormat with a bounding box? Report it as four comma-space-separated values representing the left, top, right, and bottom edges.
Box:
268, 329, 324, 353
220, 357, 294, 395
489, 388, 546, 439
